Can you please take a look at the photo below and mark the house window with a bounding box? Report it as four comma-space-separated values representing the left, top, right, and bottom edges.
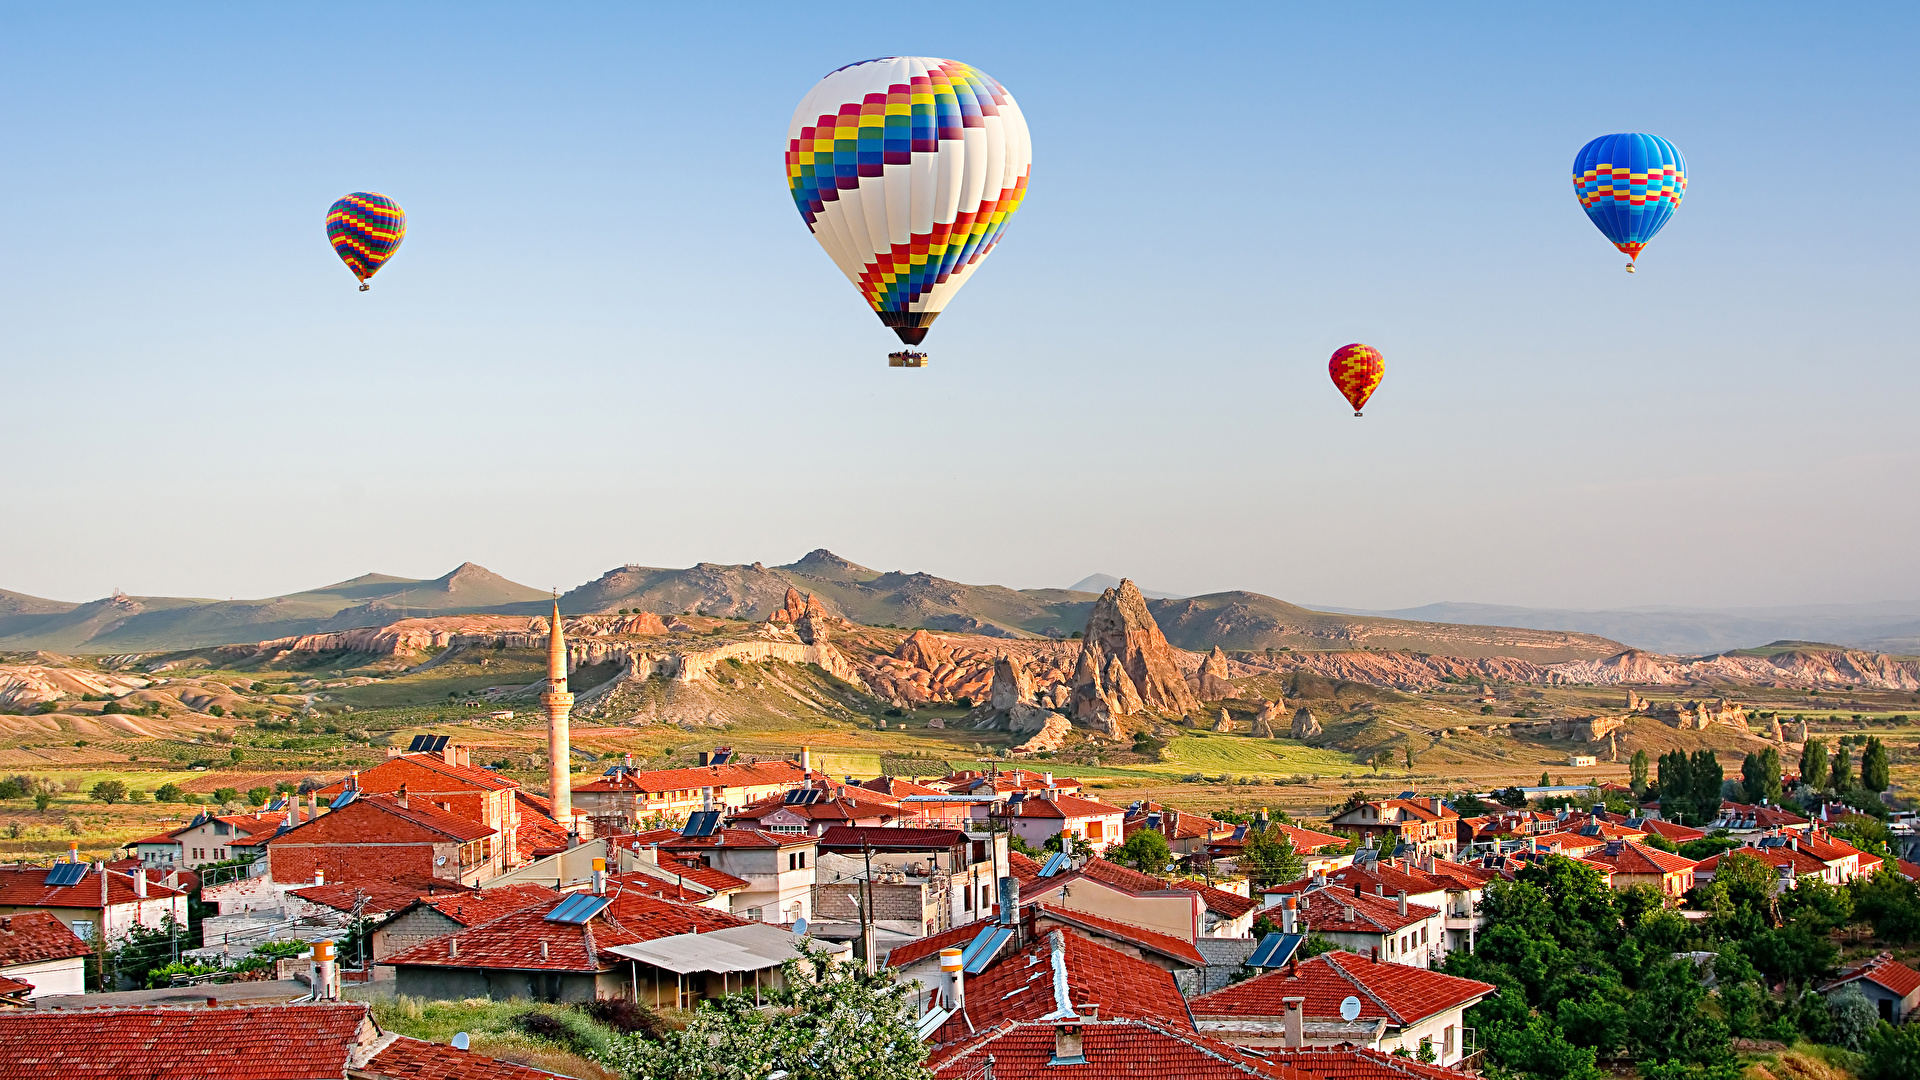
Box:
72, 921, 93, 941
1086, 821, 1103, 841
1443, 1025, 1454, 1057
746, 907, 763, 921
1421, 926, 1428, 945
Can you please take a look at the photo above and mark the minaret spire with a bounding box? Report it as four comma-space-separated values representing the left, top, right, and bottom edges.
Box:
542, 597, 574, 832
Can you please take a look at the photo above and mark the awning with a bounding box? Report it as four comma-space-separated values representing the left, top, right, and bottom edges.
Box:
605, 923, 849, 976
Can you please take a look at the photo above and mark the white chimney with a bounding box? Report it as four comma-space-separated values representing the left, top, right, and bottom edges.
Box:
1397, 890, 1408, 917
314, 869, 325, 886
133, 869, 148, 899
592, 857, 607, 896
312, 939, 337, 1001
1043, 773, 1054, 787
939, 947, 965, 1009
1281, 895, 1297, 934
1282, 996, 1305, 1049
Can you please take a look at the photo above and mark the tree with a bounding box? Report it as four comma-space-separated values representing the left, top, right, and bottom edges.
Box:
1369, 749, 1392, 773
89, 780, 128, 805
1828, 985, 1878, 1051
1863, 1018, 1920, 1080
1630, 749, 1649, 799
212, 787, 238, 805
1831, 743, 1854, 792
1740, 747, 1782, 806
1687, 750, 1723, 824
1240, 826, 1304, 888
601, 944, 930, 1080
228, 747, 244, 764
1540, 771, 1551, 788
1107, 828, 1171, 875
153, 782, 184, 803
1495, 786, 1529, 809
33, 793, 52, 812
1852, 862, 1920, 943
1658, 752, 1694, 824
1403, 743, 1415, 770
1861, 736, 1890, 794
245, 787, 272, 807
1800, 738, 1829, 792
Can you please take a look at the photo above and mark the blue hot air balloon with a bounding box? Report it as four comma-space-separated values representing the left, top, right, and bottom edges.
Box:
1572, 134, 1686, 272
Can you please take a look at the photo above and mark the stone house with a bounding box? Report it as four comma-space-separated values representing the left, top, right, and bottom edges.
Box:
314, 746, 524, 864
264, 793, 502, 888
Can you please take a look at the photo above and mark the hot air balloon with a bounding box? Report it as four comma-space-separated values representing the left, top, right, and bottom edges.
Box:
326, 192, 407, 290
1572, 134, 1686, 272
785, 57, 1031, 366
1329, 344, 1384, 417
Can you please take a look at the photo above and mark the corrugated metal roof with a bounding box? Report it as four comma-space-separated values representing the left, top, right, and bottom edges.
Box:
603, 923, 848, 975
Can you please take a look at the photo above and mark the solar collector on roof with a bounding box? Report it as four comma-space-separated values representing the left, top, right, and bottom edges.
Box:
43, 864, 88, 887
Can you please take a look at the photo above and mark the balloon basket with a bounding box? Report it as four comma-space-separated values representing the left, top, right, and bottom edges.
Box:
887, 351, 928, 368
358, 283, 370, 291
1354, 411, 1364, 418
1624, 264, 1636, 274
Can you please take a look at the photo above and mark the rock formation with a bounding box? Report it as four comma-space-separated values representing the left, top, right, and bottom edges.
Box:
895, 630, 952, 671
1069, 580, 1198, 730
1250, 699, 1279, 738
1290, 707, 1322, 739
989, 654, 1036, 713
1211, 708, 1233, 733
1626, 688, 1647, 713
1012, 712, 1073, 755
1196, 646, 1236, 700
768, 587, 832, 625
1007, 702, 1061, 736
794, 611, 828, 646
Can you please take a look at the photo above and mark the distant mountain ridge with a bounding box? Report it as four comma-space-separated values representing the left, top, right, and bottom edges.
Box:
1318, 600, 1920, 656
0, 549, 1624, 660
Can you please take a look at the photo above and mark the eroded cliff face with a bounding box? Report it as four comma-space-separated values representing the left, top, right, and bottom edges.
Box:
1069, 580, 1199, 728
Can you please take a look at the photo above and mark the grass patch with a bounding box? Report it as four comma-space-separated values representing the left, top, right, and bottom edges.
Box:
360, 994, 627, 1080
1159, 735, 1357, 775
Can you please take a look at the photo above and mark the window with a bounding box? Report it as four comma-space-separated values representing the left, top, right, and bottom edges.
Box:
1443, 1026, 1454, 1057
1421, 926, 1428, 945
1401, 935, 1409, 953
746, 907, 763, 921
1086, 821, 1103, 840
71, 921, 93, 941
963, 885, 973, 911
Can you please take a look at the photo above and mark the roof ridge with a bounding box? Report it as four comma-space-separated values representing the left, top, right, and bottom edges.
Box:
1325, 952, 1404, 1025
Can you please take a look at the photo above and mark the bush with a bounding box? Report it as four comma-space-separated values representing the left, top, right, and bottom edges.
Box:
0, 778, 23, 800
1829, 985, 1879, 1051
246, 787, 272, 806
153, 783, 184, 803
252, 940, 309, 959
212, 787, 238, 804
581, 998, 673, 1040
89, 780, 128, 805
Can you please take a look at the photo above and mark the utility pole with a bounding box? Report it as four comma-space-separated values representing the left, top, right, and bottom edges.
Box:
861, 841, 876, 974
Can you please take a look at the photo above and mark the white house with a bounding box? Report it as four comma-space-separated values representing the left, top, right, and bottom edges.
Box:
984, 791, 1127, 854
0, 912, 91, 997
0, 864, 189, 945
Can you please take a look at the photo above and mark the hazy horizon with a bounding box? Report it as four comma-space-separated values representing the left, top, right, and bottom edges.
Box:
4, 4, 1915, 612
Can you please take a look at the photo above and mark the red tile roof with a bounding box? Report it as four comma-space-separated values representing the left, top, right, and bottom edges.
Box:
735, 785, 905, 824
363, 1035, 567, 1079
1717, 802, 1810, 828
616, 826, 806, 851
0, 1002, 372, 1079
1032, 903, 1207, 967
0, 911, 91, 966
383, 888, 750, 974
132, 831, 183, 847
1823, 952, 1920, 998
265, 794, 495, 847
320, 753, 519, 795
1581, 841, 1698, 876
290, 874, 477, 916
1896, 859, 1920, 882
1006, 850, 1045, 884
416, 884, 560, 926
934, 1018, 1468, 1080
1697, 847, 1828, 877
1288, 888, 1439, 936
994, 793, 1126, 820
0, 974, 30, 998
1167, 879, 1259, 919
931, 929, 1193, 1046
1191, 950, 1495, 1027
0, 865, 186, 908
816, 826, 970, 850
643, 859, 749, 894
573, 759, 808, 795
886, 918, 1002, 969
603, 891, 751, 938
1631, 817, 1707, 843
858, 776, 951, 799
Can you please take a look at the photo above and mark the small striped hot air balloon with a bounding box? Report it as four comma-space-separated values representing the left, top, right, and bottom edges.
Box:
1329, 344, 1384, 418
1572, 134, 1686, 272
326, 192, 407, 290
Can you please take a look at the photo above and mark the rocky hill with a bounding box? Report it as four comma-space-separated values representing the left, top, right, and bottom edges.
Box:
1144, 592, 1618, 662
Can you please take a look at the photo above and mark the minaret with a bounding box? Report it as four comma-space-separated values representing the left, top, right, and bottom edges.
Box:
542, 600, 574, 831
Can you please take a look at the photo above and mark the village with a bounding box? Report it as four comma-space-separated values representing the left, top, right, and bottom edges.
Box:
0, 604, 1912, 1079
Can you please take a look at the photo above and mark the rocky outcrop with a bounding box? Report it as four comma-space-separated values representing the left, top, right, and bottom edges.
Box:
1196, 646, 1236, 700
1250, 699, 1279, 738
767, 587, 832, 625
794, 611, 829, 646
1012, 712, 1073, 755
1211, 708, 1233, 733
1007, 702, 1061, 735
1290, 707, 1322, 739
1070, 580, 1198, 728
895, 630, 952, 670
989, 654, 1036, 712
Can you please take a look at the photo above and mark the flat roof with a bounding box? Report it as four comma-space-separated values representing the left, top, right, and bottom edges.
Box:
604, 923, 849, 975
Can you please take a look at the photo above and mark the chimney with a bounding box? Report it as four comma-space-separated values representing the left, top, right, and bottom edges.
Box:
1342, 903, 1355, 922
1370, 946, 1380, 963
939, 947, 965, 1009
1429, 796, 1443, 816
308, 791, 319, 822
396, 783, 409, 809
448, 938, 458, 958
1043, 772, 1054, 788
315, 869, 325, 886
1313, 871, 1328, 889
312, 939, 337, 1001
348, 771, 359, 792
67, 841, 79, 863
699, 751, 711, 767
206, 997, 217, 1008
999, 875, 1020, 928
702, 787, 714, 812
1062, 833, 1075, 857
1353, 883, 1363, 898
134, 869, 148, 899
1282, 997, 1305, 1049
1375, 883, 1385, 897
1396, 889, 1407, 916
592, 857, 607, 896
541, 941, 550, 960
443, 744, 460, 767
284, 800, 296, 829
1281, 895, 1298, 934
1052, 1023, 1085, 1066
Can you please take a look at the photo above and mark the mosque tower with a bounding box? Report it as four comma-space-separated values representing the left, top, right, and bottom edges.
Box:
542, 599, 574, 830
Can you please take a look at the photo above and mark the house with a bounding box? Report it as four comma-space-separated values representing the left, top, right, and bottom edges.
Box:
988, 790, 1128, 853
816, 826, 1004, 930
1581, 840, 1699, 898
615, 825, 817, 923
370, 883, 561, 966
1792, 829, 1879, 882
923, 929, 1194, 1046
381, 887, 751, 1004
1190, 950, 1496, 1067
858, 776, 981, 826
0, 1001, 567, 1079
1711, 801, 1812, 839
316, 745, 525, 865
606, 921, 851, 1010
1030, 902, 1209, 974
938, 768, 1083, 801
1819, 952, 1920, 1024
163, 812, 283, 868
570, 754, 814, 831
0, 863, 188, 946
1166, 879, 1258, 938
1122, 802, 1233, 855
1276, 884, 1444, 969
129, 829, 185, 868
731, 781, 907, 835
1326, 799, 1460, 860
1021, 860, 1208, 955
931, 1019, 1467, 1080
1266, 852, 1492, 956
264, 793, 503, 887
0, 912, 90, 998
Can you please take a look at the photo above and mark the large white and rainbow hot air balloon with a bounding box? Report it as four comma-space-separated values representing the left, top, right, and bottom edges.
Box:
785, 57, 1032, 366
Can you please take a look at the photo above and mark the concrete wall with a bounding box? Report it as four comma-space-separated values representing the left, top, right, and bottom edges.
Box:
373, 907, 464, 962
393, 964, 617, 1002
1, 956, 84, 997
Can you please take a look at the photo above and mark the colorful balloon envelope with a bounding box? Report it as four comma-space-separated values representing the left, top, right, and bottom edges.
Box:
326, 192, 407, 290
785, 57, 1031, 356
1572, 134, 1686, 272
1329, 344, 1384, 417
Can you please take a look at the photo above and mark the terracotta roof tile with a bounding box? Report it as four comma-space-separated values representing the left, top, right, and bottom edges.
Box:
1286, 887, 1439, 935
572, 759, 808, 794
0, 911, 91, 966
1582, 841, 1698, 876
1823, 951, 1920, 998
416, 884, 561, 926
934, 1017, 1467, 1080
885, 918, 1002, 969
1006, 850, 1045, 884
613, 826, 803, 851
0, 865, 186, 908
816, 826, 970, 850
1167, 879, 1258, 919
382, 889, 750, 974
0, 974, 31, 997
1032, 902, 1207, 967
641, 860, 748, 893
318, 754, 518, 797
0, 1002, 370, 1079
289, 876, 474, 917
931, 929, 1193, 1046
363, 1035, 568, 1079
1191, 950, 1495, 1027
995, 793, 1127, 820
265, 795, 494, 848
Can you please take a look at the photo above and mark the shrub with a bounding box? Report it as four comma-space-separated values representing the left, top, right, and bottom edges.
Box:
1829, 985, 1878, 1051
89, 780, 128, 805
212, 787, 239, 804
153, 782, 185, 802
581, 998, 674, 1040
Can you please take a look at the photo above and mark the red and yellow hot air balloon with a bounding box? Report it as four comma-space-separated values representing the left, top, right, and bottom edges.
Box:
1329, 344, 1384, 417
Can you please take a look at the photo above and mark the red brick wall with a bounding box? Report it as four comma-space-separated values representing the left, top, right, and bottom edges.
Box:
268, 842, 458, 884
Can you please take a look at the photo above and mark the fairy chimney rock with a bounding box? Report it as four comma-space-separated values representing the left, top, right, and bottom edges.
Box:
1069, 579, 1198, 726
1211, 708, 1233, 734
1290, 707, 1322, 739
895, 629, 953, 672
1196, 646, 1235, 700
989, 654, 1036, 713
1251, 699, 1279, 738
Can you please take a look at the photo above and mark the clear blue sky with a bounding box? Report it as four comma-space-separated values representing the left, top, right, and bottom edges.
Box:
2, 3, 1915, 610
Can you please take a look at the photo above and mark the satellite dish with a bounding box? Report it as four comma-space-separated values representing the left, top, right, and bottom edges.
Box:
451, 1032, 470, 1051
792, 917, 808, 937
1340, 995, 1362, 1021
435, 856, 447, 866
